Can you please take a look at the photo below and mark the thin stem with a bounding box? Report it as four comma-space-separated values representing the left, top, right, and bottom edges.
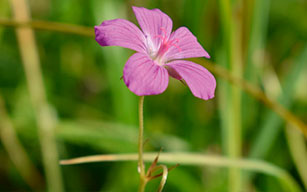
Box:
0, 95, 44, 191
138, 96, 147, 192
218, 0, 243, 190
59, 152, 302, 192
193, 58, 307, 137
285, 124, 307, 190
0, 18, 94, 37
9, 0, 64, 191
151, 165, 168, 192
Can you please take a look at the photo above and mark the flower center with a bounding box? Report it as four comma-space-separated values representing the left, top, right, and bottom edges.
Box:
153, 27, 181, 65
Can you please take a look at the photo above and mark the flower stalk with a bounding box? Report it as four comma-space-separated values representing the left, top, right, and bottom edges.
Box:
138, 96, 147, 192
137, 96, 175, 192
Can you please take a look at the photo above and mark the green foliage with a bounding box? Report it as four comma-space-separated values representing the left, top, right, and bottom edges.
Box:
0, 0, 306, 191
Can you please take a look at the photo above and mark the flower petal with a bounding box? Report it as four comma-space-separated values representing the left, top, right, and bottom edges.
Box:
166, 60, 216, 100
95, 19, 146, 53
132, 6, 173, 52
164, 27, 210, 61
123, 53, 169, 96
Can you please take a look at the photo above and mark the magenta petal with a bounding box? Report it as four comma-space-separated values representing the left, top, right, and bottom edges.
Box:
123, 53, 169, 96
166, 60, 216, 100
95, 19, 146, 53
164, 27, 210, 61
132, 6, 173, 50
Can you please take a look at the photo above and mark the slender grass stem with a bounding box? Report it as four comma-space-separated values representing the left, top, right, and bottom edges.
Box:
247, 46, 307, 184
9, 0, 64, 191
193, 58, 307, 136
0, 95, 44, 191
138, 96, 147, 192
286, 125, 307, 190
0, 18, 94, 37
218, 0, 243, 190
60, 152, 302, 192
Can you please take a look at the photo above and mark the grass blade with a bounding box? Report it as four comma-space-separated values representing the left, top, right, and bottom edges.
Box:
60, 152, 302, 192
9, 0, 64, 191
0, 95, 44, 191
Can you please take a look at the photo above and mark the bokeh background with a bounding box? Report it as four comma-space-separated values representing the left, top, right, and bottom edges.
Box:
0, 0, 306, 191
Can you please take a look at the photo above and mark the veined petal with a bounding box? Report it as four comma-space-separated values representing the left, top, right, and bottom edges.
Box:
166, 60, 216, 100
123, 53, 169, 96
164, 27, 210, 61
132, 6, 173, 52
95, 19, 146, 53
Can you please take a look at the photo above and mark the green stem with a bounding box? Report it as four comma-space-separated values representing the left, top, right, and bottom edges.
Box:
218, 0, 243, 191
138, 96, 147, 192
285, 124, 307, 190
60, 152, 302, 192
0, 95, 44, 191
9, 0, 64, 191
0, 18, 94, 37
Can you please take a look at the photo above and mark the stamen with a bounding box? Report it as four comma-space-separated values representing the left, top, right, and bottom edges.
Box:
152, 28, 182, 61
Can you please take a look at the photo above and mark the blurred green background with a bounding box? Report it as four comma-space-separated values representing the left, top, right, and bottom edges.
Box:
0, 0, 306, 191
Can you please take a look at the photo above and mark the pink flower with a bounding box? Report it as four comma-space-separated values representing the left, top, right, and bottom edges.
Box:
95, 7, 216, 100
